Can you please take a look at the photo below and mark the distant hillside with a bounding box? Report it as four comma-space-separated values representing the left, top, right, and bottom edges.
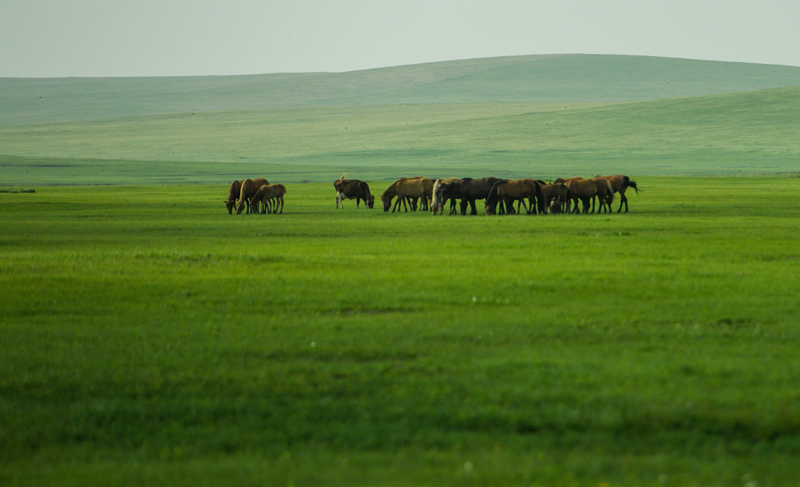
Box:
3, 54, 800, 124
3, 85, 799, 184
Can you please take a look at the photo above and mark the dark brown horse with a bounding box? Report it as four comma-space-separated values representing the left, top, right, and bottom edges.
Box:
224, 180, 242, 214
484, 179, 541, 215
235, 177, 269, 214
438, 177, 501, 215
431, 178, 460, 215
595, 175, 639, 212
539, 182, 568, 214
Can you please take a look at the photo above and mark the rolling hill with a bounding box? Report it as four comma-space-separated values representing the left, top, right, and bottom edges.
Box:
2, 54, 799, 184
3, 54, 800, 124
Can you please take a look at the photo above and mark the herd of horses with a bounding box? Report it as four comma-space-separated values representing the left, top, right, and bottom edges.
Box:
224, 174, 639, 216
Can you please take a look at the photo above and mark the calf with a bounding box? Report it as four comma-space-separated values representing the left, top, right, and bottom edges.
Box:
334, 179, 374, 209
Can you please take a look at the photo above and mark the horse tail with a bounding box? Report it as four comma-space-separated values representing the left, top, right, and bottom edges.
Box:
624, 179, 639, 195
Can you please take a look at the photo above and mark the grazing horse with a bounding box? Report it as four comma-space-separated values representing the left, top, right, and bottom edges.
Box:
591, 177, 615, 213
484, 179, 540, 215
539, 182, 568, 214
380, 177, 434, 212
439, 177, 501, 215
431, 178, 460, 215
250, 184, 286, 214
224, 180, 242, 214
235, 177, 269, 214
595, 175, 639, 213
334, 176, 374, 209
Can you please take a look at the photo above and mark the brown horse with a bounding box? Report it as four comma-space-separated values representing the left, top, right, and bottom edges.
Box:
558, 177, 597, 214
591, 177, 615, 213
250, 184, 286, 214
431, 178, 460, 215
595, 175, 639, 213
484, 179, 540, 215
236, 177, 269, 214
380, 177, 434, 212
224, 180, 242, 214
437, 177, 501, 215
539, 182, 568, 214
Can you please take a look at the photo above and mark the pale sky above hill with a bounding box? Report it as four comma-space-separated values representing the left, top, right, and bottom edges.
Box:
3, 0, 799, 77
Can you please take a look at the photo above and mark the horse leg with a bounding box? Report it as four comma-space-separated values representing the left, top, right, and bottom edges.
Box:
469, 199, 478, 215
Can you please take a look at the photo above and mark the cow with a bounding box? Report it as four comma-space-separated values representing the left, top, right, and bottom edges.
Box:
333, 177, 374, 209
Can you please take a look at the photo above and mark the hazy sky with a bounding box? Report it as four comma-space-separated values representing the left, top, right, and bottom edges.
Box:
3, 0, 799, 77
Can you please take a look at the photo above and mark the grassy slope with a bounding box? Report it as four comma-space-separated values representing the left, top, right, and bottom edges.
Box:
2, 86, 800, 184
2, 180, 800, 486
3, 54, 800, 124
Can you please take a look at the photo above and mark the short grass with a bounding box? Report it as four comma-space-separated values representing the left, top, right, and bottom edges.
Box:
2, 178, 800, 486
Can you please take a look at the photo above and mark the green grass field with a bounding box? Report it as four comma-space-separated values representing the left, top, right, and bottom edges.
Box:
2, 179, 800, 486
2, 55, 800, 485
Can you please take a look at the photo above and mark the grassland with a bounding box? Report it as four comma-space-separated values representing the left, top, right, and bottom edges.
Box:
1, 179, 800, 486
2, 55, 800, 485
3, 85, 800, 185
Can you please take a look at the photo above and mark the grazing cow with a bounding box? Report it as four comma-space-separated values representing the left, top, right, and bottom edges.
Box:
333, 177, 374, 209
235, 177, 269, 214
224, 180, 242, 214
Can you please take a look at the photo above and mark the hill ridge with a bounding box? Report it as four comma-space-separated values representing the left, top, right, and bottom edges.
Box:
3, 54, 800, 125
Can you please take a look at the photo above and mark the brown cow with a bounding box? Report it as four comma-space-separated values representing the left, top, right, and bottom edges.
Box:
334, 177, 374, 209
224, 180, 242, 214
235, 177, 269, 214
